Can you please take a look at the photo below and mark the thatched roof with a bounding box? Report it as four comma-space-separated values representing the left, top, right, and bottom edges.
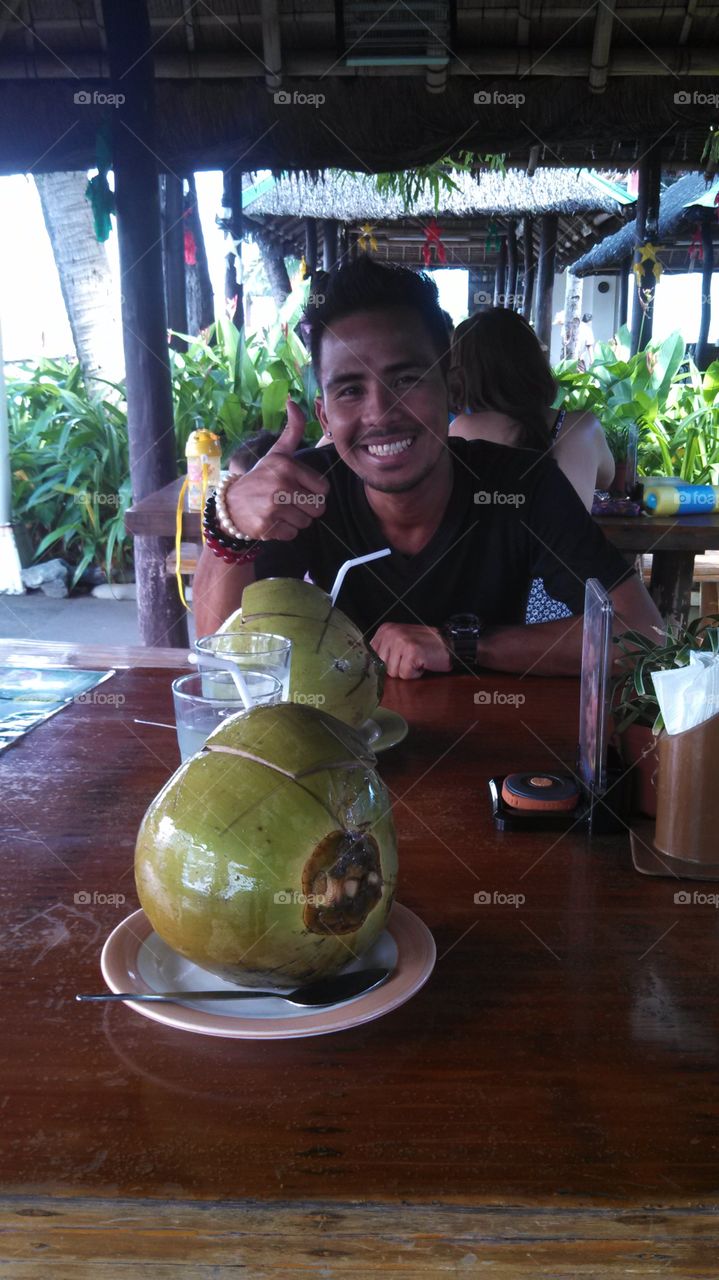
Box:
0, 3, 717, 174
244, 169, 633, 222
570, 174, 719, 275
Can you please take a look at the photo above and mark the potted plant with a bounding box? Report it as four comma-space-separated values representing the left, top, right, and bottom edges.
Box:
612, 616, 719, 816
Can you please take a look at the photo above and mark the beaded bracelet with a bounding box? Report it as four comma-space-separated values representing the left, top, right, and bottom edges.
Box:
203, 493, 261, 566
215, 473, 254, 542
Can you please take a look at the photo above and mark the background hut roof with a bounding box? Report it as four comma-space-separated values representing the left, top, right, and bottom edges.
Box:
0, 2, 717, 175
570, 173, 719, 275
243, 168, 634, 222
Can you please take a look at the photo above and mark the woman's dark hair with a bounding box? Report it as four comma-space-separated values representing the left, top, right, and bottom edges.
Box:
451, 310, 557, 450
302, 258, 452, 382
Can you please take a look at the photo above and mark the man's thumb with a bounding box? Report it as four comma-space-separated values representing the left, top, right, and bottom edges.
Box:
271, 399, 307, 455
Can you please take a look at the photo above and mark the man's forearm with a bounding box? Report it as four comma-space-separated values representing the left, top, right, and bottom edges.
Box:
193, 547, 255, 637
478, 617, 584, 676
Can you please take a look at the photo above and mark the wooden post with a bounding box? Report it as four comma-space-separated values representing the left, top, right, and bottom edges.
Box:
696, 211, 714, 371
305, 218, 318, 277
102, 0, 188, 649
494, 235, 507, 307
630, 144, 662, 355
184, 175, 214, 336
618, 256, 630, 329
224, 170, 244, 331
161, 174, 187, 353
322, 219, 339, 270
522, 216, 535, 321
535, 214, 558, 350
506, 221, 518, 309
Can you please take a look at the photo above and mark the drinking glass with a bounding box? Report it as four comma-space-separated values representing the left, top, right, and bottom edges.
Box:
172, 670, 282, 763
194, 632, 292, 702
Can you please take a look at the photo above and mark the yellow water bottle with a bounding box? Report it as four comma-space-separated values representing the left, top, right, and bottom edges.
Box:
185, 429, 222, 512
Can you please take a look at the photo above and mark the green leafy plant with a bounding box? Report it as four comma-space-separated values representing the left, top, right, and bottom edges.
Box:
8, 359, 132, 586
375, 152, 506, 213
612, 616, 719, 735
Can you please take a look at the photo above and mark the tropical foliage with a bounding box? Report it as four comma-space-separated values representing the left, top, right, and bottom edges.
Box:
9, 282, 320, 584
612, 616, 719, 734
554, 326, 719, 481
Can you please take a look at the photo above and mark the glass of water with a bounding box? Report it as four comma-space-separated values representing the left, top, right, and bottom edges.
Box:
172, 670, 282, 763
194, 632, 292, 703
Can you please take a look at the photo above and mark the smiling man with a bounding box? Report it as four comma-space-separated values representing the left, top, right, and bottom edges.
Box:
194, 259, 662, 678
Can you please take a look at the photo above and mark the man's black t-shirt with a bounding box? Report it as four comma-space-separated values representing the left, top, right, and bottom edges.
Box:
253, 438, 633, 636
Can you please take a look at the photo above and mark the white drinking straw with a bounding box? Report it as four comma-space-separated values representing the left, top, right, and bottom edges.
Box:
187, 650, 253, 710
330, 549, 391, 606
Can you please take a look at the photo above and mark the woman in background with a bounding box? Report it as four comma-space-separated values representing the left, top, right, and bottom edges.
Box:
449, 309, 615, 622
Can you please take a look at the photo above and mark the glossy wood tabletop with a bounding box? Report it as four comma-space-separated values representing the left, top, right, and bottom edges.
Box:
2, 655, 719, 1274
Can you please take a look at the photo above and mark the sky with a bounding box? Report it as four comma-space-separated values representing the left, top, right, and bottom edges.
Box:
0, 170, 715, 366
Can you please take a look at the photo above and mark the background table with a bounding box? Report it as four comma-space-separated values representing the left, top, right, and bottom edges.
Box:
3, 648, 719, 1272
126, 477, 719, 626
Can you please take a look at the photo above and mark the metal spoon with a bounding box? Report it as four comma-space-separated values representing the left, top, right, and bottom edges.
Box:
76, 966, 390, 1008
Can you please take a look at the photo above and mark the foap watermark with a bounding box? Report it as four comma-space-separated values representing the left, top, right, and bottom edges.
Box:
473, 290, 524, 308
474, 890, 526, 908
74, 690, 126, 708
274, 89, 325, 108
308, 292, 326, 306
474, 490, 525, 507
74, 88, 125, 108
75, 492, 123, 508
674, 890, 719, 908
474, 690, 525, 707
274, 889, 327, 906
292, 692, 326, 707
674, 90, 719, 107
474, 89, 525, 107
274, 491, 325, 507
74, 890, 126, 907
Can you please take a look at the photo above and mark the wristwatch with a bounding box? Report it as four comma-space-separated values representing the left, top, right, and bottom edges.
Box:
441, 613, 483, 671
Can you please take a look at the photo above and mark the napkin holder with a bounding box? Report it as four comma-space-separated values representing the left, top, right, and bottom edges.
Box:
630, 707, 719, 879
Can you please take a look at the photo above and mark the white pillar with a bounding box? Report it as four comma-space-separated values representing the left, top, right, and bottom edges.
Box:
0, 317, 25, 593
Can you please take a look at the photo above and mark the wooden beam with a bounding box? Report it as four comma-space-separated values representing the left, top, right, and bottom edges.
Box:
0, 0, 27, 46
161, 174, 188, 353
322, 219, 339, 270
305, 218, 318, 276
679, 0, 698, 45
618, 256, 631, 328
506, 221, 518, 309
535, 214, 558, 350
494, 235, 508, 307
696, 210, 714, 371
589, 0, 616, 94
182, 0, 196, 54
101, 0, 188, 649
630, 143, 662, 355
261, 0, 282, 93
522, 215, 535, 322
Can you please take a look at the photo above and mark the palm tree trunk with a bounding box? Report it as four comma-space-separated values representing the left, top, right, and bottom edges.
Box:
34, 171, 124, 393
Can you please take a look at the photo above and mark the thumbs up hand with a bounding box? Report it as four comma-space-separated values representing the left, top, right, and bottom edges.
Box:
225, 401, 330, 543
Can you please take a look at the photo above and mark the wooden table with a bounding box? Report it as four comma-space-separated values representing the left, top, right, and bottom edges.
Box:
126, 477, 719, 624
2, 644, 719, 1274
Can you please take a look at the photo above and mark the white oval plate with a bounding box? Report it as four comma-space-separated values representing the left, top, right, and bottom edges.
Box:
100, 902, 435, 1039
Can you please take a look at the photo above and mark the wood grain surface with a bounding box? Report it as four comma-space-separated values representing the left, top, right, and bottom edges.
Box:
2, 658, 718, 1273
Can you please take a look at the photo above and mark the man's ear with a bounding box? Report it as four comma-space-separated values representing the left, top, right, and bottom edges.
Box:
447, 367, 466, 415
315, 395, 330, 435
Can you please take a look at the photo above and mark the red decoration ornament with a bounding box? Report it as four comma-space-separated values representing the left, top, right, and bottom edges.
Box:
422, 219, 447, 267
184, 223, 197, 266
688, 224, 703, 266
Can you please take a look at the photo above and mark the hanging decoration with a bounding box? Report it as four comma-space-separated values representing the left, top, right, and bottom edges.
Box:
357, 223, 378, 253
183, 199, 197, 266
421, 219, 447, 267
485, 220, 502, 256
688, 224, 704, 268
299, 254, 308, 279
85, 123, 116, 243
632, 242, 664, 287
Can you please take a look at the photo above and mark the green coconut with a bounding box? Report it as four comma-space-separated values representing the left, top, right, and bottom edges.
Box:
220, 577, 384, 728
135, 702, 398, 988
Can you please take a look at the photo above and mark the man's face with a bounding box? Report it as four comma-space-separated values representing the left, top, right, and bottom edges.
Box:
315, 306, 449, 494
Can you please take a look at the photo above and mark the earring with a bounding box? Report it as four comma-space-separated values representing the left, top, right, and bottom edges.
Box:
325, 430, 333, 439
